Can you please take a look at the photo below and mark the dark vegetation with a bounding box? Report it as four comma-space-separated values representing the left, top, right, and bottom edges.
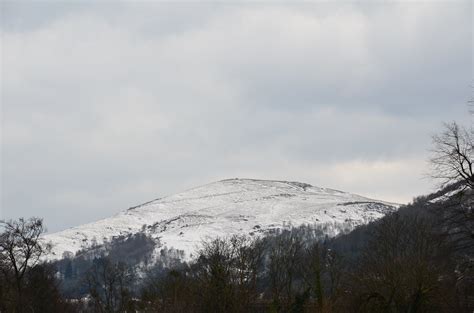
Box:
1, 121, 472, 312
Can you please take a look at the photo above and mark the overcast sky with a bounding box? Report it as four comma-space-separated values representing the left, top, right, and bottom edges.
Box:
1, 0, 472, 233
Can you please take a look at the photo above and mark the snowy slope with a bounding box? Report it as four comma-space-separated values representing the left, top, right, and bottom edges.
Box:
42, 178, 398, 260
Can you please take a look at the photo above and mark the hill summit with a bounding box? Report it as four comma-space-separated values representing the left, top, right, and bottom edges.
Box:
43, 178, 398, 260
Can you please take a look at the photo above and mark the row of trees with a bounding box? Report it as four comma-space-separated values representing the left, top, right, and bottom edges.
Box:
142, 227, 340, 312
0, 210, 471, 313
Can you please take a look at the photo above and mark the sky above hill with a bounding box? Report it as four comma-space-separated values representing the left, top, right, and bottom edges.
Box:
1, 1, 472, 233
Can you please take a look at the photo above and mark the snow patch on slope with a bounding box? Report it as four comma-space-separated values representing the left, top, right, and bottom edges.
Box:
42, 179, 398, 260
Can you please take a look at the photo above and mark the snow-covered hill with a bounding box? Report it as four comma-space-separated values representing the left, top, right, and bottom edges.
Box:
42, 178, 399, 260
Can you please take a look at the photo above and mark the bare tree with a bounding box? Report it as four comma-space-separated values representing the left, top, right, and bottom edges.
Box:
301, 242, 344, 312
350, 213, 455, 312
230, 236, 264, 311
85, 257, 135, 313
430, 121, 473, 189
267, 230, 304, 312
194, 237, 238, 312
429, 120, 474, 253
0, 217, 50, 313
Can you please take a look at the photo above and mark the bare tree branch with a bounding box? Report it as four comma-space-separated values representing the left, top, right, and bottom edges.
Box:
0, 217, 50, 313
430, 121, 474, 189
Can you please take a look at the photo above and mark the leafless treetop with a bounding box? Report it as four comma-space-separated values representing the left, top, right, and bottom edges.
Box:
430, 121, 473, 189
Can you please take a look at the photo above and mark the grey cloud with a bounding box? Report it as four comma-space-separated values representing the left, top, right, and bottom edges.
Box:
1, 1, 472, 232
